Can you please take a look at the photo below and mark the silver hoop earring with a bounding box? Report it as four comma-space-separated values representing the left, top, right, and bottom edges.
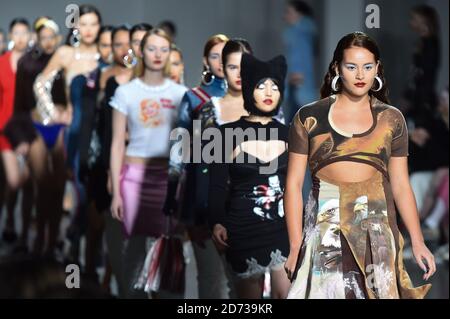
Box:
372, 75, 383, 92
69, 29, 81, 47
201, 67, 215, 86
7, 40, 15, 51
123, 49, 137, 68
331, 75, 340, 92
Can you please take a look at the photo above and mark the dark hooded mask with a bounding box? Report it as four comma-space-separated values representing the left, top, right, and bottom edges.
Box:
240, 53, 287, 117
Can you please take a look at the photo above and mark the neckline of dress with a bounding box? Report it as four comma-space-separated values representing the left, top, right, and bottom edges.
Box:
135, 78, 171, 92
327, 94, 377, 138
74, 48, 100, 61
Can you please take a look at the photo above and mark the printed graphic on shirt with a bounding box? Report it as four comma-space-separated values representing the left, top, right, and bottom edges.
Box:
140, 99, 163, 127
245, 175, 284, 220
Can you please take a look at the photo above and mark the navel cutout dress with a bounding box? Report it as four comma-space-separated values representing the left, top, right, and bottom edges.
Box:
287, 95, 431, 299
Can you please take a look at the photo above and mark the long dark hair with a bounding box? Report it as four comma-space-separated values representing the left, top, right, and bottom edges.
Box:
411, 4, 440, 38
9, 17, 30, 32
79, 4, 102, 25
221, 38, 253, 76
320, 31, 389, 104
65, 5, 102, 45
130, 23, 152, 40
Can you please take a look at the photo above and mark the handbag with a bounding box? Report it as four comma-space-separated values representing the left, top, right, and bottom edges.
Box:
134, 218, 186, 294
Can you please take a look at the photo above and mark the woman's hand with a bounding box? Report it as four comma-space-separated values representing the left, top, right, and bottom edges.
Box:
412, 240, 436, 281
212, 224, 229, 251
110, 195, 124, 221
284, 250, 300, 281
56, 105, 72, 125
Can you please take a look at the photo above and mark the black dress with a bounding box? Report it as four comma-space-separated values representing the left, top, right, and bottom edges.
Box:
208, 117, 289, 277
83, 76, 119, 212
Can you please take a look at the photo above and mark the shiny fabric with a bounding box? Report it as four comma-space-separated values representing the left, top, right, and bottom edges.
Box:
287, 171, 431, 299
120, 162, 170, 238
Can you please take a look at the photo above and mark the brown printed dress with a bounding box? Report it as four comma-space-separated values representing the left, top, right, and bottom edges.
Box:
287, 95, 431, 299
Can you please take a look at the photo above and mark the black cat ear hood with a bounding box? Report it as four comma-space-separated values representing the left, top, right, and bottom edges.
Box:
240, 53, 287, 117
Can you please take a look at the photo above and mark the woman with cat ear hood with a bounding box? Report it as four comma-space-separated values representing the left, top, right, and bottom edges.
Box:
208, 53, 291, 299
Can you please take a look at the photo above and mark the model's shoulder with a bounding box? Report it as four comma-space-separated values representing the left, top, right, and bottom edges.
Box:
182, 86, 206, 107
184, 87, 199, 99
56, 45, 74, 58
373, 98, 405, 120
296, 96, 331, 121
168, 80, 188, 94
116, 78, 138, 92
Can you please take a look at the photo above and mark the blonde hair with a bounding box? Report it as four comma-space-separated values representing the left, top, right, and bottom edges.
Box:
136, 28, 173, 78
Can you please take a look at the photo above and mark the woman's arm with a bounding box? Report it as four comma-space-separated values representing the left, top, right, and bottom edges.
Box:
208, 153, 230, 250
33, 46, 70, 124
283, 152, 308, 279
388, 156, 436, 280
110, 108, 127, 220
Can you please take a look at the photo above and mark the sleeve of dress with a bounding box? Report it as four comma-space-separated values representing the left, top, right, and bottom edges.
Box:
109, 85, 128, 115
391, 109, 409, 157
165, 91, 192, 214
33, 69, 60, 125
207, 126, 230, 228
288, 110, 309, 155
169, 92, 192, 179
13, 59, 27, 115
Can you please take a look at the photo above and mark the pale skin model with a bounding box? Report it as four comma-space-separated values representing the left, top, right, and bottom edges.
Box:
30, 10, 101, 255
33, 10, 101, 158
212, 78, 291, 299
168, 48, 184, 84
110, 31, 171, 221
283, 46, 436, 282
203, 41, 226, 83
214, 51, 249, 123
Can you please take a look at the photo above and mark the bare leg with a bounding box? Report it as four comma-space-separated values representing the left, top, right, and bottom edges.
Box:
270, 268, 290, 299
235, 274, 264, 299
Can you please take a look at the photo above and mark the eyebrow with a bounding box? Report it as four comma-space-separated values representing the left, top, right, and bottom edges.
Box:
344, 62, 375, 66
146, 45, 169, 48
